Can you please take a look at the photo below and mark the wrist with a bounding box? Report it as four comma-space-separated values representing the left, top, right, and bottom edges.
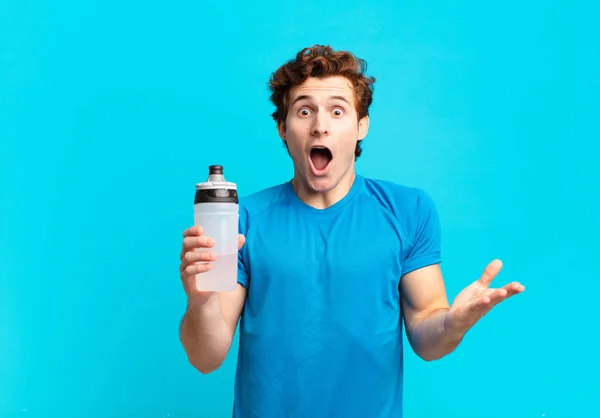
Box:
442, 311, 468, 343
186, 293, 219, 320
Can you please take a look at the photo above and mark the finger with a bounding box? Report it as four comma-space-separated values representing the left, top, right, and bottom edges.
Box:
183, 226, 203, 237
460, 294, 494, 314
473, 284, 524, 313
184, 235, 215, 249
180, 235, 216, 260
478, 259, 503, 287
483, 288, 509, 306
483, 283, 524, 304
459, 288, 506, 314
182, 262, 212, 281
180, 226, 204, 260
238, 234, 246, 250
502, 281, 526, 295
455, 295, 501, 328
181, 250, 216, 269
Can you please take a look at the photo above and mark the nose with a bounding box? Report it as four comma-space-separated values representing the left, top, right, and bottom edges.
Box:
311, 114, 329, 136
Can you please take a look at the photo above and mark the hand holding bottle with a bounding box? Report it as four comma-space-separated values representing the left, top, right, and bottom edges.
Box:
179, 225, 246, 306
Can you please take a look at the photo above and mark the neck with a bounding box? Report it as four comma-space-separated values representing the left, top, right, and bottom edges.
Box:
292, 169, 356, 210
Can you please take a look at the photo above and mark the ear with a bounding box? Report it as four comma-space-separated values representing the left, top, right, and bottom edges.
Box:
277, 120, 286, 141
357, 115, 369, 141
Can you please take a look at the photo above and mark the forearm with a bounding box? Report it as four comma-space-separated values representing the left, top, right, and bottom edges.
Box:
407, 309, 466, 361
179, 295, 232, 374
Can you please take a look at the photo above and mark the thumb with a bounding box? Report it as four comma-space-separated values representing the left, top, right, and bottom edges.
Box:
478, 259, 503, 287
238, 234, 246, 250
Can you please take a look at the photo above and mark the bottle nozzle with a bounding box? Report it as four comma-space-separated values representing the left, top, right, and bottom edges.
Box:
206, 165, 225, 183
209, 165, 223, 175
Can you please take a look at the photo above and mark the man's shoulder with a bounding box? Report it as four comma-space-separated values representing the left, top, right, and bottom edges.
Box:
360, 175, 436, 218
360, 176, 441, 252
362, 176, 423, 196
238, 181, 290, 217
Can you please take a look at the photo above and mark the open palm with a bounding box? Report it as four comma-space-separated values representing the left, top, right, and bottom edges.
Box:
445, 259, 525, 335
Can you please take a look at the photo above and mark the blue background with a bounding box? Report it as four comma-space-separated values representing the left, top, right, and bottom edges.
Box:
1, 0, 598, 417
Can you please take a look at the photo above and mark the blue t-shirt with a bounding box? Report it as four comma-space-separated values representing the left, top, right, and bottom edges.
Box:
233, 174, 442, 418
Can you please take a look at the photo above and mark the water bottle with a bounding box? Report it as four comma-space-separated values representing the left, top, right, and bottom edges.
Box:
193, 165, 239, 291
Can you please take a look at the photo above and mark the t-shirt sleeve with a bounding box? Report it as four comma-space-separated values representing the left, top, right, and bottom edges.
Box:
401, 190, 442, 276
237, 205, 250, 288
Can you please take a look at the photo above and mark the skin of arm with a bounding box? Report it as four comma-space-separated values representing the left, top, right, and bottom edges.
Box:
179, 285, 247, 373
400, 264, 457, 361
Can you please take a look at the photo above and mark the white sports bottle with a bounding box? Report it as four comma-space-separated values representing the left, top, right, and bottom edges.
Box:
193, 165, 239, 291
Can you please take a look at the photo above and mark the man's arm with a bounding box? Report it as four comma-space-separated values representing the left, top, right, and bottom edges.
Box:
178, 227, 248, 374
400, 260, 525, 361
400, 264, 458, 361
179, 285, 247, 373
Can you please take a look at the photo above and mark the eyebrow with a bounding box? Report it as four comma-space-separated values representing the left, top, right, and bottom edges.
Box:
291, 95, 352, 106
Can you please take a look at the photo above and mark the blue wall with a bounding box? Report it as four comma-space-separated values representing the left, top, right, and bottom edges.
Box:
1, 1, 598, 417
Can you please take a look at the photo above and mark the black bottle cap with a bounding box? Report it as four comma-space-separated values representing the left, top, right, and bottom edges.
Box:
194, 165, 238, 204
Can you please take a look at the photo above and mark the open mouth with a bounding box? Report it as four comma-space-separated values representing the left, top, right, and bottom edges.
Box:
309, 146, 333, 171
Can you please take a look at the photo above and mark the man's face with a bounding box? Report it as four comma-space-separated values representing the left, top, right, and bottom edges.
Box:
278, 75, 369, 194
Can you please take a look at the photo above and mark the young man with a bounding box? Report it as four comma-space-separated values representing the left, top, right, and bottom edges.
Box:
179, 45, 525, 417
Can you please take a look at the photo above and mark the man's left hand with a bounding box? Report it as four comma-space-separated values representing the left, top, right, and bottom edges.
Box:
444, 259, 525, 337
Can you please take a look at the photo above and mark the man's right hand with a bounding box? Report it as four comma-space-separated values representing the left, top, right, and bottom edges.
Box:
179, 226, 246, 307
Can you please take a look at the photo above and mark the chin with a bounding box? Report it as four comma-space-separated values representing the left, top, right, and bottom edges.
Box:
306, 176, 337, 193
306, 163, 349, 193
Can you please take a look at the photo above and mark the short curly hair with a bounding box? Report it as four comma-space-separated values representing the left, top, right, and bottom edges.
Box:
268, 45, 376, 159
